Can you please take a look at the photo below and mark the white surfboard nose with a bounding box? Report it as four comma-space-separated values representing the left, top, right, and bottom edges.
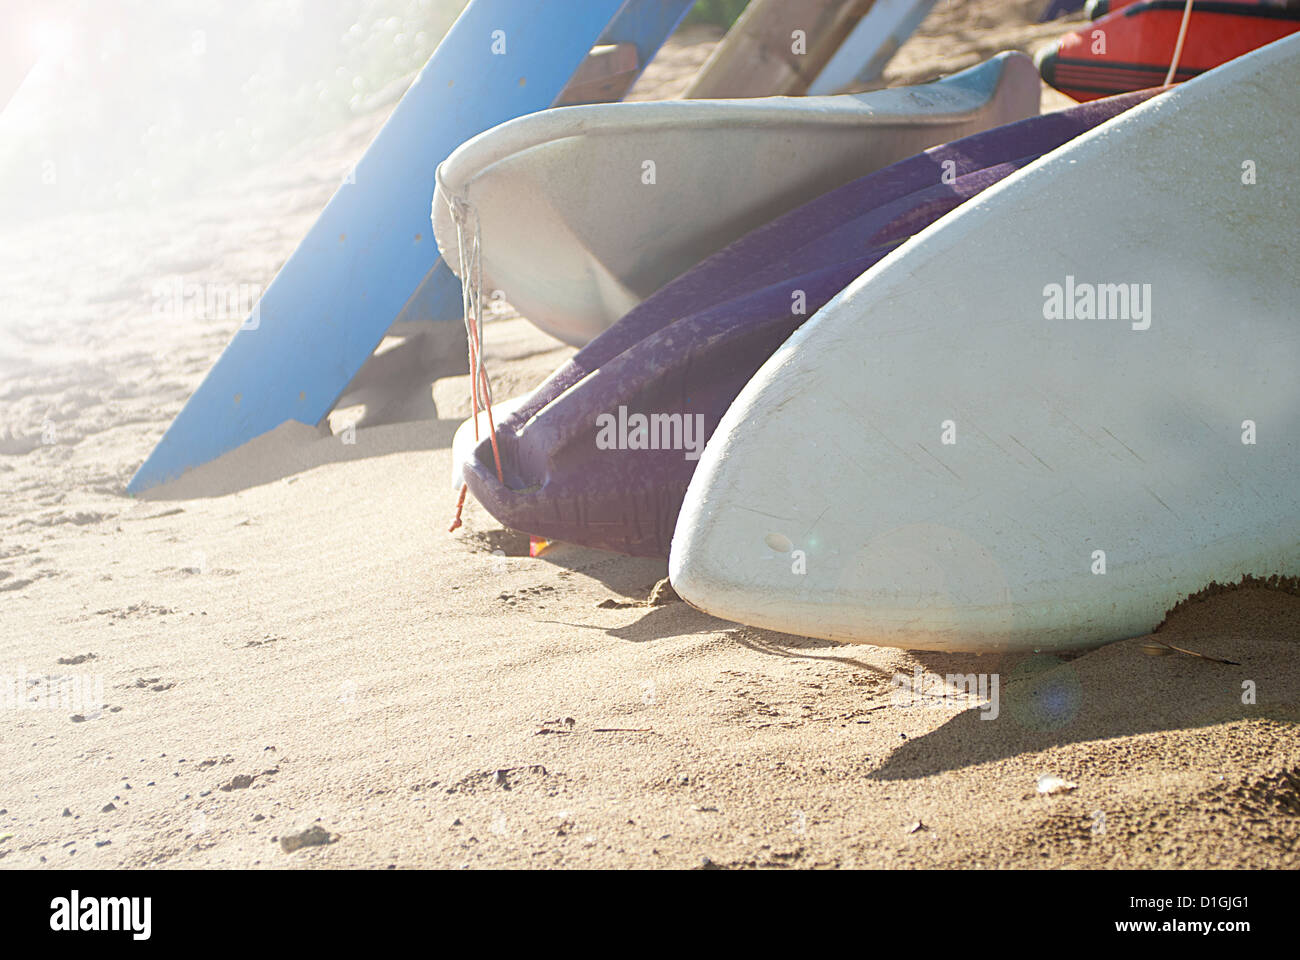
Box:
671, 506, 1024, 651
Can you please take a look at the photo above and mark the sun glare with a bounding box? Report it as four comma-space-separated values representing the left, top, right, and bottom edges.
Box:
28, 18, 74, 61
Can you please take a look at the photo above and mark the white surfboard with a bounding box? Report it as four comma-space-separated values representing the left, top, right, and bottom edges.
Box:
432, 52, 1039, 347
669, 34, 1300, 653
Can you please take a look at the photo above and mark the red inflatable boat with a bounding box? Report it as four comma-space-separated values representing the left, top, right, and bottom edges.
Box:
1039, 0, 1300, 99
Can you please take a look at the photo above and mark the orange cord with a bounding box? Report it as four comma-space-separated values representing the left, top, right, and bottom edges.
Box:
448, 482, 468, 532
447, 252, 504, 533
479, 364, 504, 483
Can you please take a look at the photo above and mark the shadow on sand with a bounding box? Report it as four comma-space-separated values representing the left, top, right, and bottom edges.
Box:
578, 578, 1300, 781
136, 330, 471, 500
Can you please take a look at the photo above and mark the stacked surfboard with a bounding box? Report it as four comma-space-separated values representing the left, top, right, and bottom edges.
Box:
435, 23, 1298, 654
125, 0, 1295, 656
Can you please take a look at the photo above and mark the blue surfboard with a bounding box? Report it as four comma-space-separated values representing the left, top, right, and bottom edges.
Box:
128, 0, 692, 494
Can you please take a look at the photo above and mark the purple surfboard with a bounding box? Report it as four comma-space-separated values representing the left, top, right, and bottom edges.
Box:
463, 89, 1160, 557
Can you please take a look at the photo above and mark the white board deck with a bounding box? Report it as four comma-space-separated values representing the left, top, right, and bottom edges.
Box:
669, 34, 1300, 653
432, 52, 1039, 347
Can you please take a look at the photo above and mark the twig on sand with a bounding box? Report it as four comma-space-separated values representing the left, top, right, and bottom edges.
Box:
1142, 639, 1240, 666
593, 727, 654, 733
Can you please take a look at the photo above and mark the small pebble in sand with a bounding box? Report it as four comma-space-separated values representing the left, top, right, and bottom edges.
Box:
1036, 775, 1078, 796
280, 826, 335, 853
101, 803, 116, 813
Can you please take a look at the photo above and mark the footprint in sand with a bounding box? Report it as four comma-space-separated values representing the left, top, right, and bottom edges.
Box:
95, 603, 175, 620
118, 677, 174, 693
495, 584, 556, 607
0, 573, 37, 592
465, 528, 532, 557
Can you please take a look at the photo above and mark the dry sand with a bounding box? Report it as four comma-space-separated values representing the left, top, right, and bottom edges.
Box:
2, 2, 1297, 870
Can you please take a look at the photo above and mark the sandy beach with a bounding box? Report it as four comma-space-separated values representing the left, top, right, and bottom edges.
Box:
2, 1, 1298, 870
